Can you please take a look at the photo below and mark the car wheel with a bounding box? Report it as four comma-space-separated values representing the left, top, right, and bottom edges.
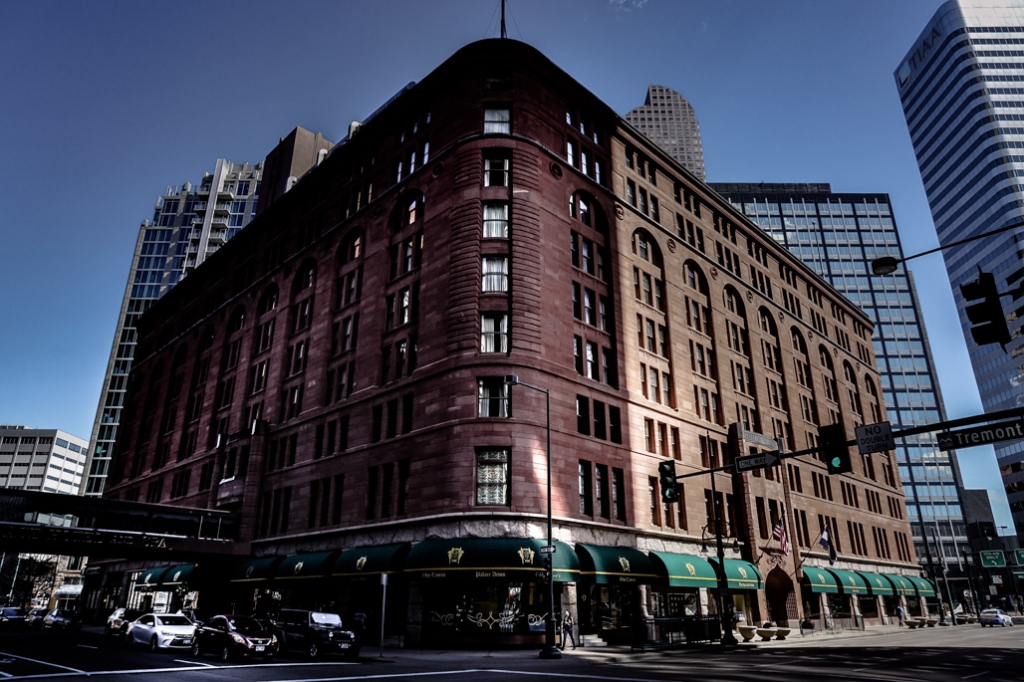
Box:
308, 642, 318, 659
191, 641, 201, 658
220, 645, 232, 662
150, 636, 159, 652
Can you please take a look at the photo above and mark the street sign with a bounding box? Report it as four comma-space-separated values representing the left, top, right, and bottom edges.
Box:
980, 550, 1007, 568
1015, 548, 1024, 565
735, 451, 780, 472
539, 545, 556, 555
855, 421, 894, 455
937, 419, 1024, 451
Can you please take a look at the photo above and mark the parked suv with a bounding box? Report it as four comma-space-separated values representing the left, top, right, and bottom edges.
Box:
42, 608, 80, 631
192, 614, 277, 662
274, 609, 361, 659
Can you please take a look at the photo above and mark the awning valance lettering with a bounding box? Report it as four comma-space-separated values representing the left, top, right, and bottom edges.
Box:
332, 543, 410, 579
405, 538, 579, 581
825, 568, 870, 595
648, 552, 718, 588
576, 544, 658, 585
708, 558, 763, 590
802, 566, 840, 594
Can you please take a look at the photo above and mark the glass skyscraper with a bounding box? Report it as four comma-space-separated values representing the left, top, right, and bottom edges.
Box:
896, 0, 1024, 541
711, 183, 970, 582
82, 159, 262, 497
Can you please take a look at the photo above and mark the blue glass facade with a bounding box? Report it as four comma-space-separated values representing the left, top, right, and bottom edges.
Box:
896, 0, 1024, 541
82, 160, 262, 497
711, 183, 969, 575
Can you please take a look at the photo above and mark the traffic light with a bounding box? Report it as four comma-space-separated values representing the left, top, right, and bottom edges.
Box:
658, 460, 680, 503
960, 271, 1010, 348
818, 424, 852, 475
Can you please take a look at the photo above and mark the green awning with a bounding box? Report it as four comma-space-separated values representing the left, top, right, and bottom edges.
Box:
332, 543, 410, 579
708, 559, 763, 590
405, 538, 579, 582
160, 564, 197, 587
275, 552, 338, 580
857, 571, 895, 595
231, 556, 284, 583
904, 575, 936, 597
802, 566, 840, 594
648, 552, 718, 588
826, 568, 870, 595
576, 544, 658, 585
880, 573, 916, 596
135, 566, 170, 588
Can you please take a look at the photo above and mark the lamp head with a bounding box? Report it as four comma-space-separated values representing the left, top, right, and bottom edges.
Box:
503, 375, 520, 385
871, 256, 900, 276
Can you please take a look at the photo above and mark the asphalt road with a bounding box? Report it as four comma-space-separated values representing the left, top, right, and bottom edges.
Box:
1, 624, 1020, 681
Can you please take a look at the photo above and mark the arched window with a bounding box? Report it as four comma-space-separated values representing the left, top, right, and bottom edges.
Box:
393, 191, 425, 230
339, 229, 364, 265
631, 229, 662, 265
258, 285, 279, 317
293, 259, 317, 296
336, 229, 365, 310
228, 307, 246, 333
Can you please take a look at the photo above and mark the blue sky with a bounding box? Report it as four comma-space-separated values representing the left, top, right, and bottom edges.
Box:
0, 0, 1011, 528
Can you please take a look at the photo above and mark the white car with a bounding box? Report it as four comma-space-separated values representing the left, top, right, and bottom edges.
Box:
979, 608, 1015, 627
125, 613, 195, 651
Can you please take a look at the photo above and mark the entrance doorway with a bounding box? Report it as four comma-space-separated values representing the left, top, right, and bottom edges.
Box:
765, 568, 797, 626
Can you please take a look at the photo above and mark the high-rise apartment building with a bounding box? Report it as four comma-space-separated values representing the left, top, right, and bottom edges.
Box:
90, 40, 924, 645
711, 183, 969, 589
1, 425, 88, 494
82, 160, 264, 497
896, 0, 1024, 540
625, 85, 706, 181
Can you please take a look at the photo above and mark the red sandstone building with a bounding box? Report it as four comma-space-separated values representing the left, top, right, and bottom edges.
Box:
97, 40, 927, 645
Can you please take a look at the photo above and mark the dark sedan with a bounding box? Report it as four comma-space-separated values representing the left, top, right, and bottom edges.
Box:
192, 614, 277, 662
42, 608, 81, 631
0, 607, 27, 629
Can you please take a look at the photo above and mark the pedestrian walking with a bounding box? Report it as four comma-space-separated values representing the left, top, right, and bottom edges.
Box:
894, 604, 905, 627
560, 610, 576, 650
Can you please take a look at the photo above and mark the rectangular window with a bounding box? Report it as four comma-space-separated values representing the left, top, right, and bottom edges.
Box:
483, 202, 509, 238
579, 460, 593, 516
613, 467, 626, 521
481, 313, 509, 353
484, 107, 511, 134
576, 395, 590, 435
478, 377, 509, 417
477, 448, 510, 505
482, 256, 509, 292
596, 464, 609, 518
593, 400, 607, 440
484, 154, 510, 187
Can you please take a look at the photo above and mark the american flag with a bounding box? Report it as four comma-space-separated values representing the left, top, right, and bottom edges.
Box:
772, 519, 791, 556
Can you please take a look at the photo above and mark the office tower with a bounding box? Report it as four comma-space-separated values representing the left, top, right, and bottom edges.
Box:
712, 182, 968, 588
0, 425, 88, 494
625, 85, 706, 181
81, 160, 263, 497
91, 40, 923, 643
896, 0, 1024, 539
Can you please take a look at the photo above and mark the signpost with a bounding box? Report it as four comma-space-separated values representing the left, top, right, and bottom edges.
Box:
735, 451, 780, 473
855, 422, 895, 455
937, 419, 1024, 451
980, 550, 1007, 568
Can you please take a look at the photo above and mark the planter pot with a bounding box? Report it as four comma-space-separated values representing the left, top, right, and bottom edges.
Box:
737, 625, 758, 642
775, 627, 791, 640
756, 627, 777, 641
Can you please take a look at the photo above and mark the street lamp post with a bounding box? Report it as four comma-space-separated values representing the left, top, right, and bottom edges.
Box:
870, 218, 1024, 276
963, 551, 982, 617
708, 451, 738, 646
930, 525, 958, 626
504, 375, 561, 660
920, 522, 950, 625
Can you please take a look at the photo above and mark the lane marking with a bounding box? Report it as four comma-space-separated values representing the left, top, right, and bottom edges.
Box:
74, 645, 97, 651
0, 652, 84, 674
961, 673, 989, 680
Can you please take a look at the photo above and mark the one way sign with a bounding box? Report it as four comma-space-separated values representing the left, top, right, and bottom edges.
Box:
735, 451, 780, 472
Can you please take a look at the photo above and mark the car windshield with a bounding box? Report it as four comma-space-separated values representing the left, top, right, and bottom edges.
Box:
228, 617, 266, 635
156, 615, 193, 626
311, 612, 342, 626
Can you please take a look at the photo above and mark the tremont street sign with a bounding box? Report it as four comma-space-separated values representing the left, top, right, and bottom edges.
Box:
937, 419, 1024, 451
